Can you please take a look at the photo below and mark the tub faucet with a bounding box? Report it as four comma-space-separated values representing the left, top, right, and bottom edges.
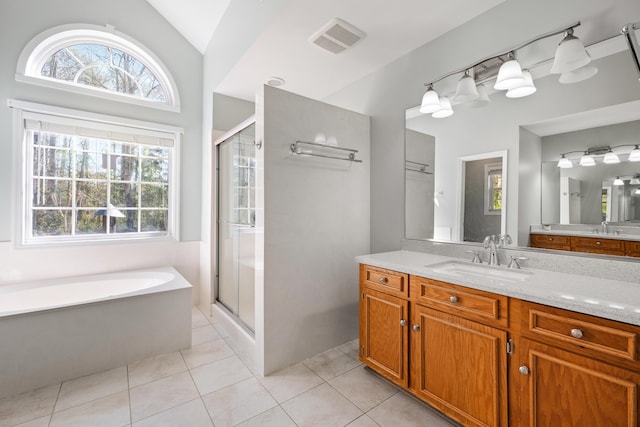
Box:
601, 220, 609, 234
483, 235, 499, 266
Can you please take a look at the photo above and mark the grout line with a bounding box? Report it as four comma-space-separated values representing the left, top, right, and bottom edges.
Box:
125, 365, 132, 427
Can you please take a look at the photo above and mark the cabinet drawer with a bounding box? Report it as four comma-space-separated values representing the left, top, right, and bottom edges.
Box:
625, 240, 640, 257
360, 264, 409, 298
522, 301, 638, 362
410, 276, 508, 328
530, 234, 571, 251
571, 236, 625, 255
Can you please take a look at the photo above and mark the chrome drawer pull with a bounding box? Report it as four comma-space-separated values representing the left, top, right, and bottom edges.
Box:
413, 324, 420, 331
519, 366, 530, 375
571, 328, 584, 339
449, 296, 458, 303
379, 277, 387, 284
400, 319, 407, 327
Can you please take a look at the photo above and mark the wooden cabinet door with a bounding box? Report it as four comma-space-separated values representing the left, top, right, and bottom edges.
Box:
410, 305, 508, 427
514, 338, 640, 427
359, 287, 409, 387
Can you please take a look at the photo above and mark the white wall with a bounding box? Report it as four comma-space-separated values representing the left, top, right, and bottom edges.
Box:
324, 0, 640, 251
518, 127, 542, 246
259, 86, 370, 374
0, 0, 203, 293
405, 129, 435, 240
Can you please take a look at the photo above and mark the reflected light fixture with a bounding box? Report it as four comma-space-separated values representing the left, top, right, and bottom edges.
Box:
550, 28, 592, 74
629, 145, 640, 162
630, 176, 640, 185
506, 69, 537, 98
468, 83, 491, 108
603, 149, 621, 164
579, 152, 596, 166
613, 177, 625, 186
432, 97, 454, 118
494, 52, 525, 90
453, 70, 479, 103
557, 154, 573, 168
636, 189, 640, 195
559, 64, 598, 84
420, 84, 441, 114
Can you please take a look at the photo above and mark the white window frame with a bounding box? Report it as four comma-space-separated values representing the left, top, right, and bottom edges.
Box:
484, 162, 503, 216
15, 24, 180, 112
10, 99, 182, 247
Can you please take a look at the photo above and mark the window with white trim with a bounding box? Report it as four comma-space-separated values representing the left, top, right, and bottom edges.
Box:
13, 102, 181, 245
16, 24, 180, 111
484, 162, 503, 215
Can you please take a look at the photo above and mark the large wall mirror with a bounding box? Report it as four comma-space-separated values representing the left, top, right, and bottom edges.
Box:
405, 25, 640, 259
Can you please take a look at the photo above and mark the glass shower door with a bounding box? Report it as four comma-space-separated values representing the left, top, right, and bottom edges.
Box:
217, 122, 256, 332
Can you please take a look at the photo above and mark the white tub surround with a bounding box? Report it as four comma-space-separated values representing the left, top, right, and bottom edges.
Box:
356, 250, 640, 327
0, 267, 192, 399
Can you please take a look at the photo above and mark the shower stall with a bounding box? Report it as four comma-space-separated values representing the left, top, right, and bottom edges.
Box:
215, 118, 256, 332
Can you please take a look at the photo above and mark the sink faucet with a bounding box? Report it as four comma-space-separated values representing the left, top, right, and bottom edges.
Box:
601, 220, 608, 234
483, 235, 499, 266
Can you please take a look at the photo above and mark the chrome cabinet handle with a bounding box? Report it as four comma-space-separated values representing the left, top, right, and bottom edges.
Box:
400, 319, 407, 327
412, 324, 420, 331
379, 277, 387, 284
450, 296, 458, 303
571, 328, 584, 339
519, 366, 530, 375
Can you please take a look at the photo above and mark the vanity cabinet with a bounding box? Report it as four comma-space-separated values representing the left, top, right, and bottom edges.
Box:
570, 235, 626, 256
529, 234, 571, 251
626, 240, 640, 257
511, 300, 640, 427
530, 232, 639, 257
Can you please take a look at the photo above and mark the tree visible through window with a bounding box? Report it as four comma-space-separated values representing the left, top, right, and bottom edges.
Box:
29, 129, 170, 238
485, 163, 503, 215
41, 44, 166, 102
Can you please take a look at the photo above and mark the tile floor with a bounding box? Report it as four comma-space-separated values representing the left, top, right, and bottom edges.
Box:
0, 307, 457, 427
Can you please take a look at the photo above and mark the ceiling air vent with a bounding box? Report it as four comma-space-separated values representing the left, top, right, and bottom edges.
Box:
309, 18, 366, 54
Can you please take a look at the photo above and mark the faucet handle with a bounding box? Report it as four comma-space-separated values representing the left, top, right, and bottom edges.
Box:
508, 256, 528, 269
466, 250, 482, 264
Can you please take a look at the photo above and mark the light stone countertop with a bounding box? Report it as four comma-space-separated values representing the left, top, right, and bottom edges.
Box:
530, 229, 640, 242
356, 250, 640, 327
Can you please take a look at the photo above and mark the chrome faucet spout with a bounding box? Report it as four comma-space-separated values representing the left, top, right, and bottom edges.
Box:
483, 235, 500, 266
601, 220, 608, 234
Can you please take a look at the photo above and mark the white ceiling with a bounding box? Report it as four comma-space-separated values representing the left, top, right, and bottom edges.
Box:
146, 0, 505, 101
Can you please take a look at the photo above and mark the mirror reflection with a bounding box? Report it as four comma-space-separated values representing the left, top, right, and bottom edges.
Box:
405, 29, 640, 258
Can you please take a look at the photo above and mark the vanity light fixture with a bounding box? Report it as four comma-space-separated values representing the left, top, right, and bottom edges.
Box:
629, 145, 640, 162
420, 22, 596, 118
579, 152, 596, 166
432, 97, 454, 118
603, 149, 621, 164
635, 188, 640, 195
630, 175, 640, 185
550, 28, 593, 74
613, 176, 625, 186
557, 154, 573, 168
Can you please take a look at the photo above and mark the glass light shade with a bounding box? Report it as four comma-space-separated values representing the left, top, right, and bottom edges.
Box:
453, 72, 479, 103
628, 146, 640, 162
506, 70, 537, 98
550, 31, 592, 74
557, 155, 572, 168
636, 188, 640, 195
494, 59, 525, 90
432, 97, 454, 118
603, 151, 620, 164
420, 85, 441, 114
630, 178, 640, 185
559, 64, 598, 84
579, 154, 596, 166
613, 177, 624, 186
468, 83, 491, 108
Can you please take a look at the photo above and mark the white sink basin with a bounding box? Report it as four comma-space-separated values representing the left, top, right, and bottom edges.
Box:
426, 261, 533, 282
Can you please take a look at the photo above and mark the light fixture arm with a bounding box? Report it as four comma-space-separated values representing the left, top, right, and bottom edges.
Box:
423, 21, 581, 88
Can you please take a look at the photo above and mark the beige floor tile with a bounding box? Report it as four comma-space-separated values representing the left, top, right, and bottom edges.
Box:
201, 377, 277, 426
128, 351, 187, 388
190, 356, 253, 396
212, 322, 231, 338
191, 324, 222, 345
346, 415, 380, 427
329, 366, 398, 412
132, 398, 213, 427
336, 339, 360, 360
0, 384, 59, 427
282, 383, 363, 427
259, 362, 324, 403
303, 348, 361, 381
235, 406, 297, 427
180, 339, 236, 369
129, 371, 199, 422
192, 307, 210, 329
49, 390, 129, 427
12, 416, 51, 427
367, 392, 455, 427
55, 367, 128, 412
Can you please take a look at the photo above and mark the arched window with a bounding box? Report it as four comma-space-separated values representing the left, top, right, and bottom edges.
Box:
16, 24, 180, 111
